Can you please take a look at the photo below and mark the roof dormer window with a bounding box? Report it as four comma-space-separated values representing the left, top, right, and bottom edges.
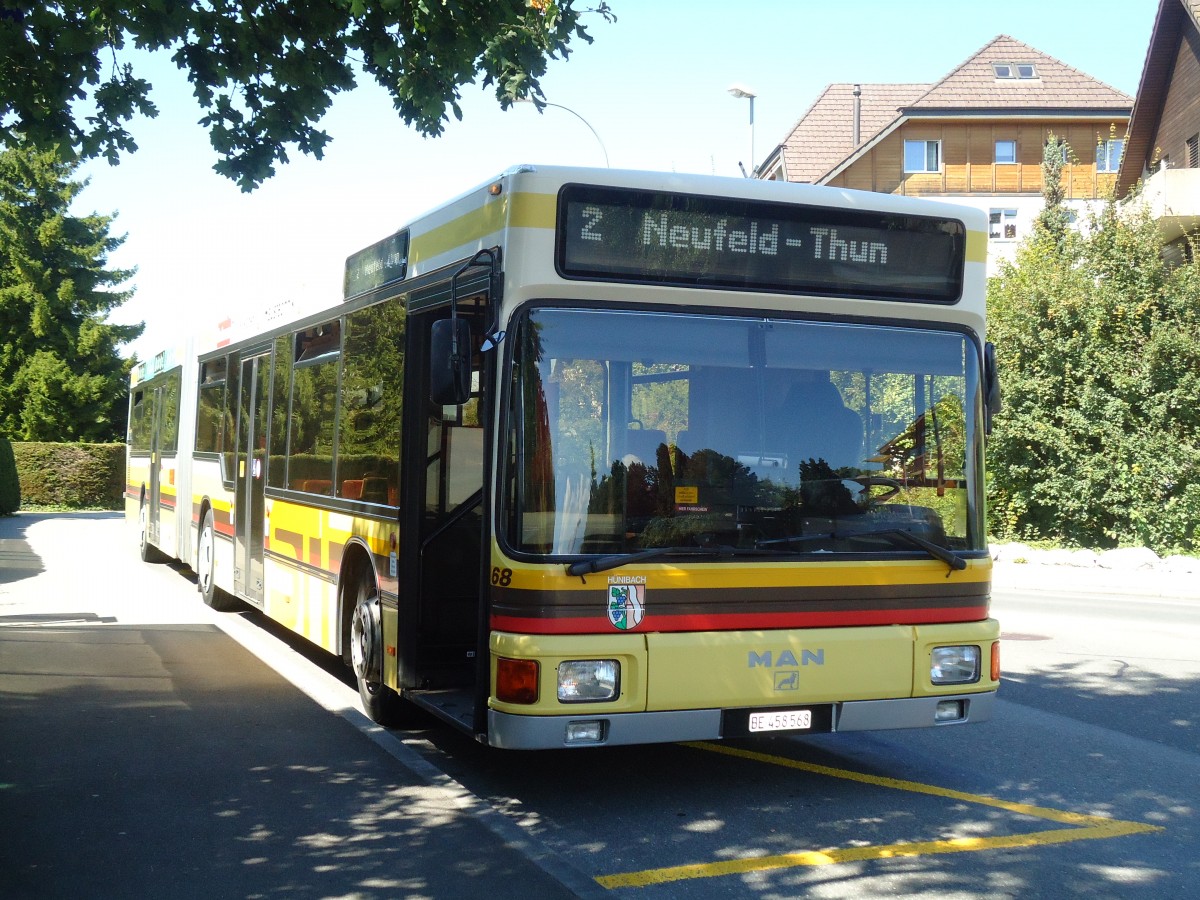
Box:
993, 62, 1038, 79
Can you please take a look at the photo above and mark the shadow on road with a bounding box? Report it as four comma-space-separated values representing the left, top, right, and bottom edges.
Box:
1, 512, 123, 585
0, 513, 47, 584
0, 620, 573, 900
1000, 660, 1199, 755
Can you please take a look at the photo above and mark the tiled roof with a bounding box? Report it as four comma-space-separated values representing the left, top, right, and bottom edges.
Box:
774, 83, 928, 182
909, 35, 1133, 112
770, 35, 1132, 183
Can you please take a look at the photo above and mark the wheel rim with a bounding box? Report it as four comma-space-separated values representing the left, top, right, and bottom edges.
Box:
198, 521, 214, 593
350, 591, 380, 686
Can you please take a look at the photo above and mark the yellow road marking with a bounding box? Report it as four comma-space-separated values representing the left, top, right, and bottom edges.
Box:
594, 742, 1163, 890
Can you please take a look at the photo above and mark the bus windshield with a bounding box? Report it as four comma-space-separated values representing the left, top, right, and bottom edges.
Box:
505, 307, 984, 559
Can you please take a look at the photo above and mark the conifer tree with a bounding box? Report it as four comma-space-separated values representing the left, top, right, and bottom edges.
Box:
0, 145, 142, 441
0, 432, 19, 515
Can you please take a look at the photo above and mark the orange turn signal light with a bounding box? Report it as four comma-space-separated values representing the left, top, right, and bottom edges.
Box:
496, 657, 539, 704
991, 641, 1001, 682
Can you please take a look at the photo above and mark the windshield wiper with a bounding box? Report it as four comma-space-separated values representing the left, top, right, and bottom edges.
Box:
566, 545, 770, 577
757, 527, 966, 574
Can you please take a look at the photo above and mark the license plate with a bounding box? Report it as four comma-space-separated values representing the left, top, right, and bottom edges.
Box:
748, 709, 813, 733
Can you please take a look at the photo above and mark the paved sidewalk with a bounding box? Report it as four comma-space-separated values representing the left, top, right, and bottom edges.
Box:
991, 541, 1200, 599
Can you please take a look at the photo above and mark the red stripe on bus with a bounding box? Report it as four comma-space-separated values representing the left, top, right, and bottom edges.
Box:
490, 606, 989, 635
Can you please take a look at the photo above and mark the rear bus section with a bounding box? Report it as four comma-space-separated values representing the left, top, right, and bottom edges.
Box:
126, 346, 194, 565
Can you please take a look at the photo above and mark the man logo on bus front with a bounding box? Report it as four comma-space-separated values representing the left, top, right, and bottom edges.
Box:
608, 584, 645, 630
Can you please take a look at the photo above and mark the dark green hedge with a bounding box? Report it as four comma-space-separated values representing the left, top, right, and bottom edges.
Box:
0, 434, 19, 515
12, 442, 125, 510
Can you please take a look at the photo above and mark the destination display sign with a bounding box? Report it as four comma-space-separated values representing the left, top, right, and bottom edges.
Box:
557, 185, 966, 304
343, 230, 409, 300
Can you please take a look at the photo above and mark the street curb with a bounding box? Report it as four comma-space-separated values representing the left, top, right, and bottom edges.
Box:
991, 560, 1200, 600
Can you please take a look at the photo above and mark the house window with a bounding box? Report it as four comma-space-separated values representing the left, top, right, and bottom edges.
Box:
1096, 139, 1123, 173
993, 62, 1038, 79
995, 140, 1017, 164
989, 208, 1018, 240
1187, 134, 1198, 168
904, 139, 941, 173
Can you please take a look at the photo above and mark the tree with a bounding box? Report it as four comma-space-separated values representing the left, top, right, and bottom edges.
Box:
0, 143, 142, 442
0, 1, 614, 191
987, 170, 1200, 553
1035, 133, 1072, 245
0, 432, 19, 515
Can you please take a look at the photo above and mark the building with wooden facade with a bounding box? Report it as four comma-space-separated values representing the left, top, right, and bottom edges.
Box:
1117, 0, 1200, 263
760, 36, 1132, 272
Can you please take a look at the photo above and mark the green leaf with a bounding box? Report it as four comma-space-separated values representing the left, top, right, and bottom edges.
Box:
1, 0, 612, 190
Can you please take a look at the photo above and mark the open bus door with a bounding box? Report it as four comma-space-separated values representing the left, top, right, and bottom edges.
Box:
393, 303, 488, 729
394, 253, 499, 735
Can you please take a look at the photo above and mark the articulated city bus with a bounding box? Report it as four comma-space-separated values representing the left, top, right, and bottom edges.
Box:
127, 165, 1001, 749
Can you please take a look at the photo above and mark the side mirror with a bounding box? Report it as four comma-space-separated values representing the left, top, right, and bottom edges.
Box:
430, 318, 472, 406
983, 342, 1002, 433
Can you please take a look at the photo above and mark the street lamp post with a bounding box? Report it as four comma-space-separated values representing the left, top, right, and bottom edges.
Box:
727, 83, 757, 177
517, 98, 610, 168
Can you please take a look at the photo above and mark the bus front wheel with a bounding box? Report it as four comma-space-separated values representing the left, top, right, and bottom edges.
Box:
349, 578, 407, 726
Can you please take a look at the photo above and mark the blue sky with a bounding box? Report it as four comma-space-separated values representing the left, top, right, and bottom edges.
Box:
75, 0, 1161, 359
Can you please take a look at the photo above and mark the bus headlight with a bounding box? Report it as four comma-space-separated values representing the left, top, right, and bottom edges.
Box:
931, 646, 980, 685
557, 659, 620, 703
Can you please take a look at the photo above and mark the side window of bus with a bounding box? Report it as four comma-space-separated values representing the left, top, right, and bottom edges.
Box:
337, 300, 404, 505
195, 358, 227, 454
221, 354, 240, 484
287, 321, 341, 494
129, 388, 150, 451
161, 369, 182, 454
268, 334, 293, 490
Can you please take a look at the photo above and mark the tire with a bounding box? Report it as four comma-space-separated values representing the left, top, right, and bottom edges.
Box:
138, 504, 165, 563
349, 577, 410, 726
197, 508, 240, 611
